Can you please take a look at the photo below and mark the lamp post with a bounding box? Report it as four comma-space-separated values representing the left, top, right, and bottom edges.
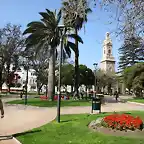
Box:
93, 63, 98, 96
23, 57, 29, 105
57, 25, 65, 123
0, 56, 2, 92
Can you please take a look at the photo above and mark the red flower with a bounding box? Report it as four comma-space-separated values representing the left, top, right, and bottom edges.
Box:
102, 114, 143, 131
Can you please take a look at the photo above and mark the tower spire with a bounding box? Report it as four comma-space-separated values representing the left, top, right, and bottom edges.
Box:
100, 32, 115, 72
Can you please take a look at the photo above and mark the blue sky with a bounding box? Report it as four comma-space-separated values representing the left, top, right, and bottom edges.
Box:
0, 0, 122, 71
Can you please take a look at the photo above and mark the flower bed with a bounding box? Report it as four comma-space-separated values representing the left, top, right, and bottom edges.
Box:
101, 114, 143, 131
40, 95, 70, 101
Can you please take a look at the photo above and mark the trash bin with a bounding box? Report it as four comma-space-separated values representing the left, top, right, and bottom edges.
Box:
91, 97, 101, 113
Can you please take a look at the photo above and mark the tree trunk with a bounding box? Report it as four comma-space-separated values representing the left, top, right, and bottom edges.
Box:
71, 85, 73, 93
85, 85, 87, 100
45, 84, 48, 97
0, 62, 5, 92
47, 48, 55, 101
73, 28, 79, 99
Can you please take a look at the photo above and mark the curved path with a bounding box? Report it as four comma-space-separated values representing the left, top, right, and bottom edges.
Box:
0, 98, 144, 144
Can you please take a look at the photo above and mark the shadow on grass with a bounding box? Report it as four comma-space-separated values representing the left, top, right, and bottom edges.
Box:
133, 97, 144, 99
13, 129, 41, 137
61, 118, 80, 123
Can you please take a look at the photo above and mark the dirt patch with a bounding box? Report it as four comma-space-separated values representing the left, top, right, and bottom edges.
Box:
88, 119, 144, 138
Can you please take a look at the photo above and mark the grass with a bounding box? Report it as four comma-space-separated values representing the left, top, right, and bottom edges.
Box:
0, 92, 42, 98
15, 111, 144, 144
128, 98, 144, 104
7, 98, 92, 107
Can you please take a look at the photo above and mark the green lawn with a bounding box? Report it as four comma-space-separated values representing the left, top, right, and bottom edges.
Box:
7, 98, 92, 107
15, 111, 144, 144
128, 98, 144, 104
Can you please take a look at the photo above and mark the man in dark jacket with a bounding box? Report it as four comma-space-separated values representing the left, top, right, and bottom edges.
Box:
0, 99, 4, 118
114, 91, 119, 102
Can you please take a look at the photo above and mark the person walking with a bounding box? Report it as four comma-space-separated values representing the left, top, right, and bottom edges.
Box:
0, 99, 4, 118
114, 91, 119, 102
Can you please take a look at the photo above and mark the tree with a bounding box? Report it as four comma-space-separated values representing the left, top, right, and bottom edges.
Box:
132, 72, 144, 97
61, 63, 74, 86
79, 64, 94, 86
122, 62, 144, 96
57, 63, 94, 98
0, 29, 6, 90
0, 23, 24, 92
96, 0, 144, 37
24, 48, 49, 95
95, 69, 117, 94
23, 9, 83, 100
119, 36, 144, 70
61, 0, 92, 98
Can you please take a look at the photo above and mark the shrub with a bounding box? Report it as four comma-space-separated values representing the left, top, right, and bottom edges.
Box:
101, 114, 143, 131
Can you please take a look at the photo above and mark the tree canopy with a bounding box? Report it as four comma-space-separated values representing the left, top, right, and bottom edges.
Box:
0, 23, 24, 91
122, 62, 144, 96
119, 36, 144, 70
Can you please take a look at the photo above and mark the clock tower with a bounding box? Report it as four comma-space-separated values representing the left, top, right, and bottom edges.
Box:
100, 32, 115, 72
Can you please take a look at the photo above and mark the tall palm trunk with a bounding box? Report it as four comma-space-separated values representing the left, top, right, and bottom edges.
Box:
74, 28, 79, 99
48, 48, 56, 101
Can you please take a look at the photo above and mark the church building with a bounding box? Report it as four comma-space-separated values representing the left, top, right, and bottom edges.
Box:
100, 32, 125, 94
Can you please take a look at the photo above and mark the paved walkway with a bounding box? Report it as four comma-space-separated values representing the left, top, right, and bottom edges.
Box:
0, 98, 144, 144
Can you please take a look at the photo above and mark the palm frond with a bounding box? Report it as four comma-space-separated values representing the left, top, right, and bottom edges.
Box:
67, 41, 76, 53
57, 10, 62, 24
86, 8, 92, 13
27, 21, 45, 28
64, 44, 71, 58
39, 11, 56, 27
68, 34, 83, 44
23, 22, 47, 35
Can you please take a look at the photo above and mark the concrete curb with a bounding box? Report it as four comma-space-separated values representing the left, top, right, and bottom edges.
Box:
13, 137, 22, 144
127, 101, 144, 106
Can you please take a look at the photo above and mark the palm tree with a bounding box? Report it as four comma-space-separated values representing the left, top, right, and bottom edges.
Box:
23, 9, 83, 100
61, 0, 92, 98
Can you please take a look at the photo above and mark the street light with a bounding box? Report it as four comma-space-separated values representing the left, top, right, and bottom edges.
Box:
23, 57, 29, 105
57, 25, 65, 123
93, 63, 98, 96
0, 55, 2, 92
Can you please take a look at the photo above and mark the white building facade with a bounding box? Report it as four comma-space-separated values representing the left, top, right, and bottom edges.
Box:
2, 64, 37, 92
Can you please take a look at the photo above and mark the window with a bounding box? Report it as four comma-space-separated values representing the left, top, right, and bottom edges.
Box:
30, 79, 32, 84
108, 49, 111, 54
